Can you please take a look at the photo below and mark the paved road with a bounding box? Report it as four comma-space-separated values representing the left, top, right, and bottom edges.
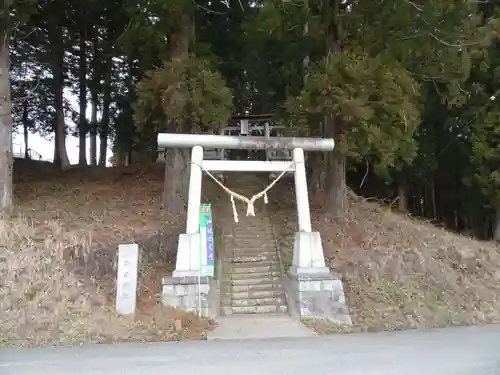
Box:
1, 325, 500, 375
209, 313, 317, 339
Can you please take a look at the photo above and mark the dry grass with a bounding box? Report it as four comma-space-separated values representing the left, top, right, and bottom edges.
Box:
0, 161, 217, 348
7, 158, 500, 344
269, 179, 500, 333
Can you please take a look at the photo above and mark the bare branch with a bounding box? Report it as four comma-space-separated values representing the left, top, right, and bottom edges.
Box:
196, 4, 227, 15
12, 76, 41, 104
429, 31, 487, 48
359, 159, 369, 189
458, 84, 470, 96
403, 0, 423, 12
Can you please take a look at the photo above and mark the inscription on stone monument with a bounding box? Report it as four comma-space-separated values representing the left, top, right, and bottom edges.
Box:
115, 243, 139, 316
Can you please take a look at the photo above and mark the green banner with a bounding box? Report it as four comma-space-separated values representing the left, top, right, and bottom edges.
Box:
199, 204, 215, 277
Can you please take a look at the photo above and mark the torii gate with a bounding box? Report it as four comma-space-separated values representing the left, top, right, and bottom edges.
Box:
159, 132, 351, 324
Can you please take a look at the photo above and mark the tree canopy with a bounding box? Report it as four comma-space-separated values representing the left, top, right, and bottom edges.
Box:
2, 0, 500, 240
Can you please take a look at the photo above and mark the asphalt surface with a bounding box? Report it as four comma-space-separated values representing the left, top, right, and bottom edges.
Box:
1, 324, 500, 375
208, 313, 317, 339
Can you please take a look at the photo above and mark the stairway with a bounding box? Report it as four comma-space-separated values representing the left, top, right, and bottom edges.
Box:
219, 174, 288, 315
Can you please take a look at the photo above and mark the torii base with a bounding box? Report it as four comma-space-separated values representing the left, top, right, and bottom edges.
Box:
283, 232, 352, 325
162, 275, 218, 318
161, 234, 219, 318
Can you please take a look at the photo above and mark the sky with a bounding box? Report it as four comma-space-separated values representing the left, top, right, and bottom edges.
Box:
12, 90, 113, 166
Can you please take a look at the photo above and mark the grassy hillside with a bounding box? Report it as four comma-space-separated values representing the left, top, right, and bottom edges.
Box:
269, 178, 500, 333
2, 160, 216, 347
2, 159, 499, 346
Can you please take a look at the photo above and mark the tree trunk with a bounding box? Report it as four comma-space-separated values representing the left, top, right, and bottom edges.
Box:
78, 24, 87, 166
89, 35, 99, 166
163, 148, 190, 215
325, 149, 347, 216
430, 176, 437, 218
324, 115, 347, 217
99, 59, 111, 166
127, 149, 132, 166
307, 152, 324, 191
53, 99, 69, 167
484, 215, 491, 240
114, 58, 135, 165
151, 136, 158, 163
115, 151, 126, 166
0, 33, 13, 215
302, 0, 310, 82
162, 11, 194, 218
22, 101, 28, 158
322, 0, 346, 217
51, 23, 70, 169
89, 89, 98, 166
494, 207, 500, 242
397, 180, 408, 212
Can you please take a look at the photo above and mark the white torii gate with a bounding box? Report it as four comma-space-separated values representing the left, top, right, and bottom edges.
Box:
159, 132, 351, 324
157, 132, 333, 277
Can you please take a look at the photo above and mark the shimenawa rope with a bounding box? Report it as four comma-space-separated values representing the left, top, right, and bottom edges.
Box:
191, 161, 295, 223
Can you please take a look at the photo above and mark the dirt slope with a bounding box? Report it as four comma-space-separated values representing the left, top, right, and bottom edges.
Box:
268, 178, 500, 332
4, 160, 499, 345
1, 161, 218, 348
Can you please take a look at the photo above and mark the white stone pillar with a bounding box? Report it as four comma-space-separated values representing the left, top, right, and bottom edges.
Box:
292, 148, 312, 232
173, 146, 203, 277
290, 148, 330, 276
186, 145, 204, 234
240, 119, 249, 135
265, 122, 270, 161
219, 127, 225, 160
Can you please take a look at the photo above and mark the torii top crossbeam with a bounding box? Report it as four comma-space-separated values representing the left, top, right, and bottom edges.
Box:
157, 133, 334, 152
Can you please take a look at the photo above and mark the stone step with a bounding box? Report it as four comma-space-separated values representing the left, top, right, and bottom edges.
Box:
231, 251, 277, 259
233, 219, 272, 224
220, 291, 285, 306
226, 275, 282, 286
222, 304, 288, 315
226, 236, 275, 243
233, 227, 273, 232
226, 270, 281, 281
222, 257, 276, 265
226, 289, 283, 300
233, 221, 273, 225
233, 226, 270, 232
231, 236, 274, 241
231, 242, 275, 249
221, 281, 282, 296
228, 257, 278, 265
232, 236, 274, 242
227, 263, 280, 274
226, 247, 276, 256
230, 246, 277, 252
231, 282, 283, 293
233, 254, 277, 263
231, 235, 275, 241
225, 267, 280, 276
231, 246, 276, 252
232, 243, 276, 250
228, 257, 279, 264
231, 295, 286, 307
231, 239, 276, 245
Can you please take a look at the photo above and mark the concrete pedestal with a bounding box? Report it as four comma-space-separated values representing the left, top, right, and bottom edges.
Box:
284, 231, 352, 325
162, 231, 219, 318
162, 275, 218, 318
284, 272, 351, 325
